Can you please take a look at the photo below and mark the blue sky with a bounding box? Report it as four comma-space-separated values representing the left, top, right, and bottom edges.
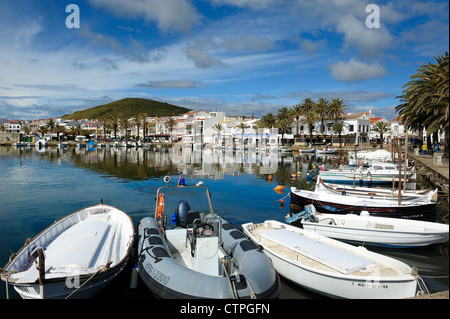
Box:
0, 0, 448, 121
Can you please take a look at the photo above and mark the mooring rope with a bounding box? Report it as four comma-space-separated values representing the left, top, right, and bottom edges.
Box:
65, 263, 111, 299
412, 266, 430, 296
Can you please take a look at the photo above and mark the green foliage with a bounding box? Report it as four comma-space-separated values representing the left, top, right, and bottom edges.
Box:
61, 98, 190, 120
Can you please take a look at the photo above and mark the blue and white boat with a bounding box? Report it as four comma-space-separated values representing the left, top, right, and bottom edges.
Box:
287, 204, 449, 248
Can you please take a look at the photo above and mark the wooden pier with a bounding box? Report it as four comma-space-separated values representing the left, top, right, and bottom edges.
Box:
407, 151, 449, 193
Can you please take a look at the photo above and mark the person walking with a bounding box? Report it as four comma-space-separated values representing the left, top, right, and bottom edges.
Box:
422, 143, 427, 156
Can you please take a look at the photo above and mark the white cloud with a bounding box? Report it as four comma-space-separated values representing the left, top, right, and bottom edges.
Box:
185, 46, 224, 68
329, 58, 388, 82
336, 14, 393, 58
88, 0, 201, 33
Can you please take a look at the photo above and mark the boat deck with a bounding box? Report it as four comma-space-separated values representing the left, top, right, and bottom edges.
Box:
12, 213, 122, 283
249, 224, 401, 277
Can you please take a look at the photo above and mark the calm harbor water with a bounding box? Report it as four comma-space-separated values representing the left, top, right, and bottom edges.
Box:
0, 145, 448, 300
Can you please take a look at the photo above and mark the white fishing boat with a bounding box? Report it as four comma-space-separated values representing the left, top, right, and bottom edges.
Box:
316, 179, 438, 203
137, 177, 280, 299
242, 220, 422, 299
287, 204, 449, 248
1, 202, 135, 299
315, 166, 415, 185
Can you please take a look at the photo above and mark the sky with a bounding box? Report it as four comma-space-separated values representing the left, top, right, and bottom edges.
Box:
0, 0, 448, 121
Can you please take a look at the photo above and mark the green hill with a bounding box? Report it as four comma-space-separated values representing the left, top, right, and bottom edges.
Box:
62, 98, 191, 120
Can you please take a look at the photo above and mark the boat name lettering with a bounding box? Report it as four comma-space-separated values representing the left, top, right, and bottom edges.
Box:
146, 263, 170, 285
352, 282, 389, 289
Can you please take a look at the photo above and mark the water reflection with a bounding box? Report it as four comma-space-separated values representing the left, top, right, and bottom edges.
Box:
1, 145, 448, 298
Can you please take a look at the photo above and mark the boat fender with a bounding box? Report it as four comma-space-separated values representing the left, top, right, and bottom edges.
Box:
360, 210, 370, 216
156, 193, 165, 219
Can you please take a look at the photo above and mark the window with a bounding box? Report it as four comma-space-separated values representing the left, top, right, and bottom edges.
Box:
349, 125, 354, 132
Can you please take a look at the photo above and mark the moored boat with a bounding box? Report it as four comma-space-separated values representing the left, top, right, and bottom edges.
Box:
242, 220, 422, 299
1, 202, 135, 299
287, 204, 449, 248
137, 178, 280, 299
316, 179, 438, 202
290, 186, 437, 222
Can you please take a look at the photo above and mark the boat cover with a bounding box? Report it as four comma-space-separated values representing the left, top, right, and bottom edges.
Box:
260, 229, 374, 275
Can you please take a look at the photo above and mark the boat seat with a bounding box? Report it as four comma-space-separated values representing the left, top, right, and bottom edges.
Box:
186, 211, 201, 227
261, 228, 374, 275
44, 220, 110, 269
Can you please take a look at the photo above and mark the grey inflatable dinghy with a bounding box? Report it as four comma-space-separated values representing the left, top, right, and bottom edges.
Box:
137, 178, 280, 299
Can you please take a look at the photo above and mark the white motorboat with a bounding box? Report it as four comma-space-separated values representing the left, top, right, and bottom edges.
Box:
287, 204, 449, 248
137, 177, 280, 299
1, 202, 135, 299
242, 220, 422, 299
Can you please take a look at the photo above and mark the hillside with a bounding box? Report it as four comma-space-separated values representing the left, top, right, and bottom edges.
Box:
62, 98, 191, 120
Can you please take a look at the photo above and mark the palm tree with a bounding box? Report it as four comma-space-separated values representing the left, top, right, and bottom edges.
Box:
134, 113, 147, 140
120, 116, 130, 138
38, 125, 48, 138
213, 123, 223, 146
396, 51, 449, 154
291, 104, 303, 135
333, 121, 344, 148
300, 98, 316, 115
303, 111, 318, 146
328, 98, 346, 121
165, 118, 177, 142
315, 97, 329, 137
373, 121, 390, 148
276, 107, 293, 145
261, 113, 277, 128
235, 122, 249, 146
107, 114, 120, 139
54, 125, 66, 141
47, 119, 55, 133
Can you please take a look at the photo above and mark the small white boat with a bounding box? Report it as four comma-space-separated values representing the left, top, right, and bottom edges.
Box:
36, 139, 48, 148
299, 149, 315, 154
316, 147, 337, 154
288, 205, 449, 248
1, 202, 135, 299
242, 220, 421, 299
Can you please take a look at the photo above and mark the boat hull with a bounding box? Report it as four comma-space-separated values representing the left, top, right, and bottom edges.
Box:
137, 217, 280, 299
1, 204, 135, 299
242, 221, 418, 299
11, 267, 126, 299
290, 188, 437, 222
301, 214, 449, 248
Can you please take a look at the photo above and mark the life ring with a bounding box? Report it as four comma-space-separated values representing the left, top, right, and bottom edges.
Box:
156, 193, 165, 219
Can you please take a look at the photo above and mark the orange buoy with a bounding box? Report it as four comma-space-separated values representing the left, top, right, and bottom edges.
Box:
268, 174, 273, 180
273, 185, 285, 191
156, 193, 165, 219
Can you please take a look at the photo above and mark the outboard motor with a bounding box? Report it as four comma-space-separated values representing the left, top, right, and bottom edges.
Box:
174, 200, 191, 227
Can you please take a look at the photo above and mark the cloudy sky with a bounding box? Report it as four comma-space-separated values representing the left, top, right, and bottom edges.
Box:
0, 0, 448, 121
